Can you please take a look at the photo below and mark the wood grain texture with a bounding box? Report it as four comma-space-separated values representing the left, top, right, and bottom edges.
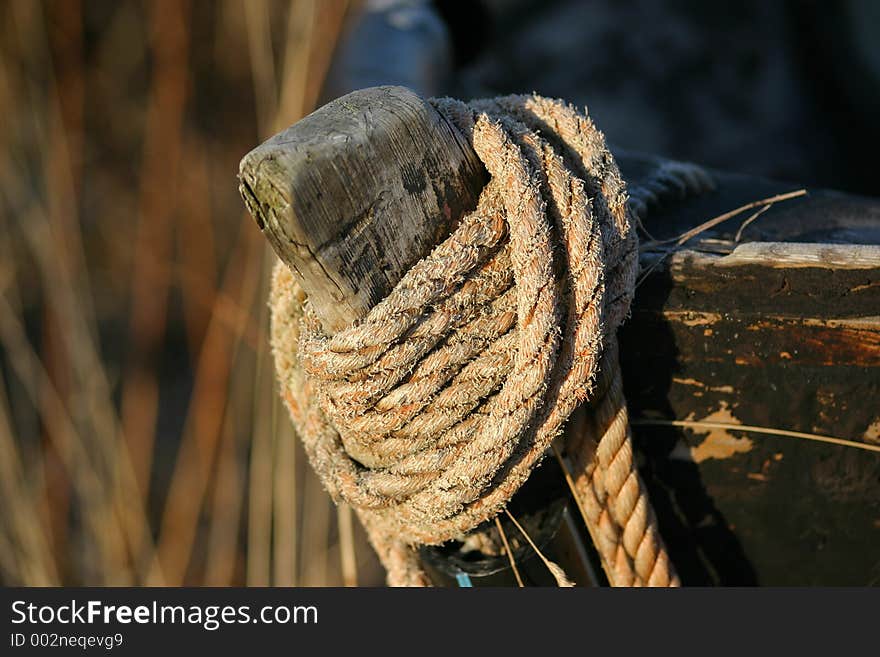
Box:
710, 242, 880, 269
238, 85, 486, 331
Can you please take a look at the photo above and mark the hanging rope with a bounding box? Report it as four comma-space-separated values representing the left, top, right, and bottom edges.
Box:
269, 94, 677, 586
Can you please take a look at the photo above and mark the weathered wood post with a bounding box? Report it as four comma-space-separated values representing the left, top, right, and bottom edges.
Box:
240, 85, 606, 585
239, 86, 485, 332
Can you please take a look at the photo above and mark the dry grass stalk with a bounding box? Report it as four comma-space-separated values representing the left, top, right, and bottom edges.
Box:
0, 0, 371, 587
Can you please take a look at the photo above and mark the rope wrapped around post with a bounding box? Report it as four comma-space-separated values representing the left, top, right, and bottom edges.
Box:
269, 94, 678, 586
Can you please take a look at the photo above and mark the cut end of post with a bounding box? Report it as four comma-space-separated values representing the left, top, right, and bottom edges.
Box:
238, 85, 486, 332
238, 174, 265, 231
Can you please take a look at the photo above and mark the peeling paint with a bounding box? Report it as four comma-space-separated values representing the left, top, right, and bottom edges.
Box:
673, 377, 705, 388
865, 419, 880, 445
666, 310, 722, 327
687, 402, 754, 463
672, 378, 735, 395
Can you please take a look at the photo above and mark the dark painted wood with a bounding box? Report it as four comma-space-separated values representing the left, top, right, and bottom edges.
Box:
622, 188, 880, 586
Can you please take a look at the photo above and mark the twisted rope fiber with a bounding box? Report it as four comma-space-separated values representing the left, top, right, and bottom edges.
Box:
270, 94, 677, 586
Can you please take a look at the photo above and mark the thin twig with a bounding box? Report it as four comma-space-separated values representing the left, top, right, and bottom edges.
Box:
734, 204, 771, 242
494, 516, 524, 587
633, 207, 660, 243
551, 442, 611, 585
636, 189, 807, 288
631, 418, 880, 453
646, 189, 807, 249
504, 509, 575, 587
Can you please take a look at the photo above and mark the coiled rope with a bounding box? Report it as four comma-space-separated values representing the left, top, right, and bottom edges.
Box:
270, 94, 678, 586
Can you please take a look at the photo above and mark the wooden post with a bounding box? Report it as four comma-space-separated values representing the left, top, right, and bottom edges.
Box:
238, 85, 486, 332
239, 84, 599, 585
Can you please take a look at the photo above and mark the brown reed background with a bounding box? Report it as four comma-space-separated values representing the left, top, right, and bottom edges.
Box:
0, 0, 383, 586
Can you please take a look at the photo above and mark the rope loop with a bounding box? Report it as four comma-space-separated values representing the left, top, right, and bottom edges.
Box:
271, 94, 675, 586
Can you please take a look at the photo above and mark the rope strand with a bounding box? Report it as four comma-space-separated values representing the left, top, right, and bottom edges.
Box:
270, 94, 676, 586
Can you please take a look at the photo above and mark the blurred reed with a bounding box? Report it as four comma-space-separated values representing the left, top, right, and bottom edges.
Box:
0, 0, 381, 587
